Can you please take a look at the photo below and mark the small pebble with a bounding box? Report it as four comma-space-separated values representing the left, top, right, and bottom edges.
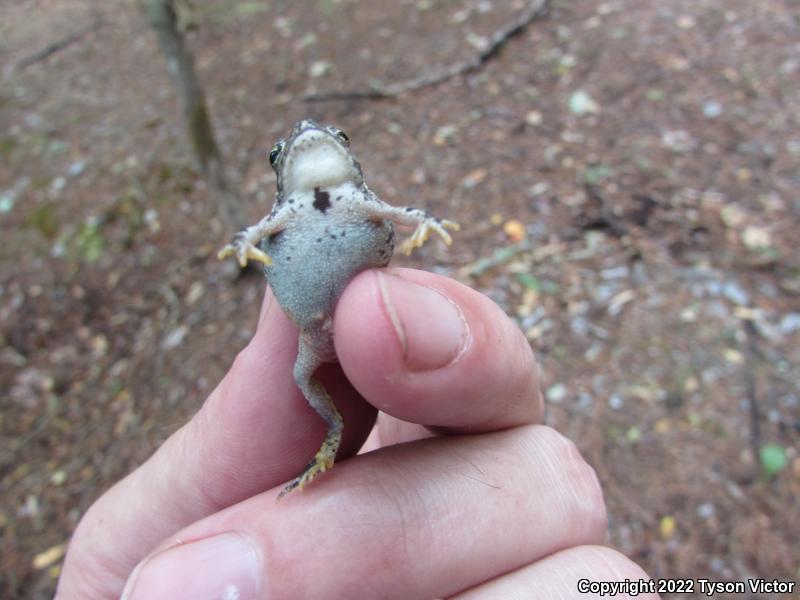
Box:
779, 313, 800, 334
600, 265, 630, 280
697, 503, 715, 519
722, 280, 749, 306
68, 161, 86, 176
702, 101, 722, 118
546, 383, 567, 402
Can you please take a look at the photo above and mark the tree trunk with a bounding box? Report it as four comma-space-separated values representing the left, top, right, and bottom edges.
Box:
143, 0, 245, 231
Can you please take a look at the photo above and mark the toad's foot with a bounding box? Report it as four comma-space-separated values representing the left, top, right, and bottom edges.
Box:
277, 428, 342, 501
399, 218, 460, 255
217, 233, 272, 267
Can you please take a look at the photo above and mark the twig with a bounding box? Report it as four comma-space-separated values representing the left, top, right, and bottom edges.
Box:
742, 320, 762, 467
16, 14, 103, 71
304, 0, 552, 102
457, 240, 532, 278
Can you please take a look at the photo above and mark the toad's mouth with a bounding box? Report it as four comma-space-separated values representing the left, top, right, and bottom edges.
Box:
283, 130, 359, 191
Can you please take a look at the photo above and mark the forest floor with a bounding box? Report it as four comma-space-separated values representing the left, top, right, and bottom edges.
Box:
1, 0, 799, 598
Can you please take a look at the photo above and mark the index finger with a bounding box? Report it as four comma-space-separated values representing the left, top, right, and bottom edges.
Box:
57, 290, 376, 599
335, 268, 543, 433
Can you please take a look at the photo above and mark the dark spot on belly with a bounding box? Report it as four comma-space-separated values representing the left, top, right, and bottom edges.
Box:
313, 187, 331, 213
386, 229, 394, 243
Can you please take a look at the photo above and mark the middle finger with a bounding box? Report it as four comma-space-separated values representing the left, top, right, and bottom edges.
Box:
120, 425, 606, 600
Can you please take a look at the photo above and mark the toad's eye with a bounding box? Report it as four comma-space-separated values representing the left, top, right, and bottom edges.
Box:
328, 127, 349, 144
268, 141, 285, 168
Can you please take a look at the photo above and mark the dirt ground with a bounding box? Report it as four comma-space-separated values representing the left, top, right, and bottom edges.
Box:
1, 0, 799, 598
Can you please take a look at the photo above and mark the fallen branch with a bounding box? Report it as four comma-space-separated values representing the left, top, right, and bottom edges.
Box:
16, 14, 103, 71
742, 319, 762, 468
304, 0, 552, 102
457, 240, 532, 278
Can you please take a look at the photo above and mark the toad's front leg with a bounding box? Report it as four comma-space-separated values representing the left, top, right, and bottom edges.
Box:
278, 336, 343, 500
217, 204, 291, 267
361, 199, 460, 255
398, 213, 460, 255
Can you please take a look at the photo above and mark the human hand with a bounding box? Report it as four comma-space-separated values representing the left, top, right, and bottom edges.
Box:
57, 268, 658, 599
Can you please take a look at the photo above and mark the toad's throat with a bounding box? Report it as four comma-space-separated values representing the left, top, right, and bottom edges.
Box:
284, 147, 357, 191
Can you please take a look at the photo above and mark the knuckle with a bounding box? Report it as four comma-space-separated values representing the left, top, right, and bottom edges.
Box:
530, 426, 608, 538
230, 344, 257, 374
57, 507, 132, 598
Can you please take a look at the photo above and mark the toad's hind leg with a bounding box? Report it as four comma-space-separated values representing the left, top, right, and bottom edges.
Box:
278, 337, 343, 500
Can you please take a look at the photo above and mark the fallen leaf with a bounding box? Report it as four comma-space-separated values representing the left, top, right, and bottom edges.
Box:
525, 110, 543, 126
461, 168, 487, 189
741, 226, 771, 249
720, 204, 747, 227
722, 348, 744, 364
503, 219, 526, 242
608, 289, 635, 316
308, 61, 331, 78
660, 515, 676, 540
433, 124, 458, 146
33, 544, 66, 570
186, 281, 205, 306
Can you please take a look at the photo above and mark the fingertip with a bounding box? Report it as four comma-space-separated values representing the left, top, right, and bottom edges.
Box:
455, 545, 659, 600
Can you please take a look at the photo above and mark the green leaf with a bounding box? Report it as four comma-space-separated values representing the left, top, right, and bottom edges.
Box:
235, 2, 269, 16
759, 443, 788, 477
515, 272, 541, 291
626, 426, 642, 444
26, 201, 60, 238
542, 280, 561, 295
584, 164, 612, 185
75, 221, 105, 262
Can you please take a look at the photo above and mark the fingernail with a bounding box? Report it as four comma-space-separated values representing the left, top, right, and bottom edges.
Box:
377, 272, 470, 371
121, 532, 262, 600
